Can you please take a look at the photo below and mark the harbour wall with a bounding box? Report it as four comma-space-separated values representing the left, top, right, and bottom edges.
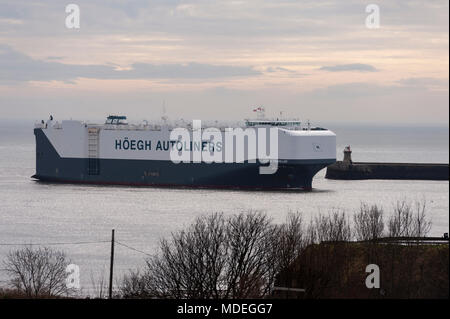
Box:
325, 161, 449, 180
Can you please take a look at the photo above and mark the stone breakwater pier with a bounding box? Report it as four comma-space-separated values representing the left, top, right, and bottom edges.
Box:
325, 146, 449, 181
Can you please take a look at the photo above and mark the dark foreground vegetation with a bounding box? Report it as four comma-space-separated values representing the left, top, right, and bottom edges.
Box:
276, 242, 448, 298
1, 201, 448, 299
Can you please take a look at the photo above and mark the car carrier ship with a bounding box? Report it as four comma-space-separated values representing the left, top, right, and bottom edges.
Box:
32, 110, 336, 190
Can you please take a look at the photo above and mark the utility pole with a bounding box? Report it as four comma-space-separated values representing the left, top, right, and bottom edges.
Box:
108, 229, 115, 299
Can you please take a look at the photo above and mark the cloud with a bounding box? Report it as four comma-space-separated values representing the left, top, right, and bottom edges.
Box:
0, 1, 448, 124
265, 67, 296, 73
319, 63, 378, 72
0, 45, 260, 83
398, 77, 449, 88
2, 81, 447, 124
45, 56, 65, 61
303, 82, 398, 99
0, 18, 23, 25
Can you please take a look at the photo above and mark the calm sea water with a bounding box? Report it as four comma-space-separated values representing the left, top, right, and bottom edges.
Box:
0, 120, 448, 295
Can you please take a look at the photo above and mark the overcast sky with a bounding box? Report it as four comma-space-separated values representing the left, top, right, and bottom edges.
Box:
0, 0, 448, 124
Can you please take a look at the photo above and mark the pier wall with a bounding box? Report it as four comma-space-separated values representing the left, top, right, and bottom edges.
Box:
325, 161, 449, 180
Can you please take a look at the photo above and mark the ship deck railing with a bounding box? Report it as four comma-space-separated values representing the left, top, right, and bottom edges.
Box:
37, 121, 326, 132
320, 236, 449, 246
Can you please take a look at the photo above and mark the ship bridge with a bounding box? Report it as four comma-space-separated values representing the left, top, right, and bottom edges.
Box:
245, 106, 303, 130
245, 119, 301, 128
105, 115, 128, 125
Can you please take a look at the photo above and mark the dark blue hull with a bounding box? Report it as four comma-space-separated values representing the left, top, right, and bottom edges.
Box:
33, 128, 335, 190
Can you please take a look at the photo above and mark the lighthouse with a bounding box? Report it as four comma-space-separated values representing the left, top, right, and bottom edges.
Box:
343, 145, 352, 164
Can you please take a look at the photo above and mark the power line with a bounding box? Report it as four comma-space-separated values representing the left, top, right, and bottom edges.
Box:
0, 240, 110, 246
0, 238, 156, 258
115, 241, 155, 257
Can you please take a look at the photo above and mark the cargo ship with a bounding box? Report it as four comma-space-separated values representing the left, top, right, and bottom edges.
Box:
32, 110, 336, 190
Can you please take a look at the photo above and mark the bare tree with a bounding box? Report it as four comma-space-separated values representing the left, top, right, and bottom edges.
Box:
388, 201, 413, 237
3, 246, 71, 298
144, 212, 228, 299
119, 270, 152, 299
412, 201, 432, 237
305, 219, 317, 245
119, 202, 433, 300
353, 203, 384, 241
275, 212, 305, 270
388, 200, 432, 238
223, 212, 275, 298
311, 210, 352, 242
90, 270, 109, 299
118, 211, 307, 299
